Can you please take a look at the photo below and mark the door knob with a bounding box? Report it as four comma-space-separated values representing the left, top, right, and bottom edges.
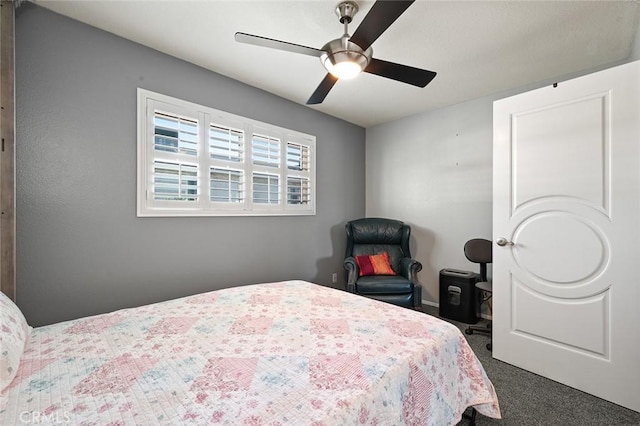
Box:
496, 237, 514, 247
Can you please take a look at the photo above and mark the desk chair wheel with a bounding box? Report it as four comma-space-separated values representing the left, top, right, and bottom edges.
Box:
465, 321, 491, 335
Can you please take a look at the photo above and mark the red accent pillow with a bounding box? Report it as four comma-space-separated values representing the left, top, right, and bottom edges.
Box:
355, 252, 395, 277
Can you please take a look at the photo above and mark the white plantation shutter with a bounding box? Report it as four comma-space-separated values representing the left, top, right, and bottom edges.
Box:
149, 108, 201, 205
208, 122, 246, 208
210, 168, 244, 203
138, 89, 315, 216
287, 176, 310, 205
252, 134, 280, 168
210, 124, 243, 162
154, 112, 198, 156
286, 141, 312, 207
154, 161, 198, 201
252, 172, 279, 204
286, 142, 309, 172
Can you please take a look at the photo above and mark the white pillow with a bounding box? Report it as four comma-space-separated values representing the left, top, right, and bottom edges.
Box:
0, 291, 31, 391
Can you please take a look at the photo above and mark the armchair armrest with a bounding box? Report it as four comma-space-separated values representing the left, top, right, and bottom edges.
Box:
400, 258, 423, 309
399, 258, 423, 282
344, 256, 359, 292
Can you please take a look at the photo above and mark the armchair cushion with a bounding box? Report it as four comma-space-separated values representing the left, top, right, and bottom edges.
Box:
355, 252, 395, 276
356, 275, 413, 294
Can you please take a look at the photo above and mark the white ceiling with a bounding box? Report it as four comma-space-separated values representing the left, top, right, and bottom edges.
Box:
33, 0, 640, 128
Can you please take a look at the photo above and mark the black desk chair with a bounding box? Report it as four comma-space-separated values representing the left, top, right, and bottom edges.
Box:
463, 238, 493, 351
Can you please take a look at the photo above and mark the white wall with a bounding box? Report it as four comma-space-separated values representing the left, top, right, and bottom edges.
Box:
366, 98, 492, 304
366, 21, 640, 306
632, 16, 640, 60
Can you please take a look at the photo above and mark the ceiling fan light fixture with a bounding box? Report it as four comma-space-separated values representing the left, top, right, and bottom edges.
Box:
320, 37, 372, 80
323, 51, 368, 79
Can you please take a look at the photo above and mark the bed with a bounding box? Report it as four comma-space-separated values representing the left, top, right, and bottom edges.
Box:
1, 280, 500, 425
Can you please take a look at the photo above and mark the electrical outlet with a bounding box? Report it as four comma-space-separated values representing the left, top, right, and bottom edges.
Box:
331, 272, 338, 283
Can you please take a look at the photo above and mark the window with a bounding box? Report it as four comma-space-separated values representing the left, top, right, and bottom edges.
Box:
137, 89, 316, 216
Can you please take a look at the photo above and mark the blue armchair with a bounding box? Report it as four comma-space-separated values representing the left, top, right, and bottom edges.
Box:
344, 218, 423, 309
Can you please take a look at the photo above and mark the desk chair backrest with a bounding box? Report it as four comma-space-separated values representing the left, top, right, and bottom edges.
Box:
464, 238, 492, 282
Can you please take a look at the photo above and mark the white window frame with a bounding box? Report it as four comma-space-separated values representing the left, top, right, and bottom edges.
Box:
137, 89, 316, 217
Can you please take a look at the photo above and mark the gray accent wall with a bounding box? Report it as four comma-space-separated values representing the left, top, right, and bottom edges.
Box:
16, 3, 365, 326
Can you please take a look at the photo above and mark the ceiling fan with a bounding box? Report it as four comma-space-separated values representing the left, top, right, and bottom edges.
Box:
234, 0, 437, 105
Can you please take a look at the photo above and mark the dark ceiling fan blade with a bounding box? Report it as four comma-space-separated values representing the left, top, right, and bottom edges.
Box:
349, 0, 414, 51
235, 32, 323, 57
307, 74, 339, 105
364, 58, 437, 87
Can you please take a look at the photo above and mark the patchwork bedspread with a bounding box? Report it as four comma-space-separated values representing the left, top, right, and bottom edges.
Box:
1, 280, 500, 425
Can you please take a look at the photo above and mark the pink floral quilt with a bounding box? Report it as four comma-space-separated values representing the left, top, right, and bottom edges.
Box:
1, 280, 500, 425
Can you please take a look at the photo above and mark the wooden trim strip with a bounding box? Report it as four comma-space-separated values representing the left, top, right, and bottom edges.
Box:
0, 0, 15, 300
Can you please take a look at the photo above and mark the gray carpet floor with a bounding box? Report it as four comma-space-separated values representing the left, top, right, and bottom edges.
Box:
419, 306, 640, 426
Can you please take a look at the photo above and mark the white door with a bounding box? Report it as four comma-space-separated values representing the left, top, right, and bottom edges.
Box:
493, 60, 640, 412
